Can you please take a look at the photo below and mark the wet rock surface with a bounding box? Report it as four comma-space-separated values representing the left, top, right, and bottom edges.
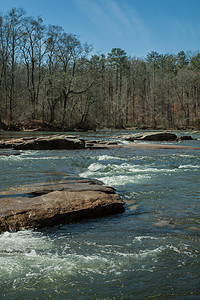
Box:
122, 132, 178, 141
85, 140, 118, 149
178, 135, 196, 140
0, 149, 21, 156
0, 135, 85, 150
0, 179, 125, 232
121, 131, 198, 142
0, 132, 199, 154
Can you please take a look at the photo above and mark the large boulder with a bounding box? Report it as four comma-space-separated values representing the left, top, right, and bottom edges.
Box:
0, 135, 85, 150
122, 132, 178, 142
0, 179, 125, 232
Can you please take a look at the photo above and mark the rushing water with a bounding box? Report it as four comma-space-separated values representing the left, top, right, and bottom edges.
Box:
0, 130, 200, 299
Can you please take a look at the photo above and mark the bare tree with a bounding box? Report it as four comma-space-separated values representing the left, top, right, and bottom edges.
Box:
21, 16, 46, 119
4, 8, 25, 123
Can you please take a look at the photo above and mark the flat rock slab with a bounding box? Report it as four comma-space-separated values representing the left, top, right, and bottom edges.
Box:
122, 131, 197, 142
0, 133, 199, 152
85, 140, 118, 149
0, 135, 85, 150
0, 179, 125, 232
122, 132, 178, 141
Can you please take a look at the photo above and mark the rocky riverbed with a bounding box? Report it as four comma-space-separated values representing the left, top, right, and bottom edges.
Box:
0, 130, 199, 232
0, 131, 199, 152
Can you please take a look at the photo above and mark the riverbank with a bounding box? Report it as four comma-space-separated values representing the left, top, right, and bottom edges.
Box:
1, 119, 200, 132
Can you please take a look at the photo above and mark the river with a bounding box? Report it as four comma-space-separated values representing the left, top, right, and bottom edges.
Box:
0, 130, 200, 299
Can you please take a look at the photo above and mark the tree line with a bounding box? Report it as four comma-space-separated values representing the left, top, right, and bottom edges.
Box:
0, 8, 200, 131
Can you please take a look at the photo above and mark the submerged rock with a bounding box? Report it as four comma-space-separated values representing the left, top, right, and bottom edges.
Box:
0, 179, 125, 232
0, 135, 85, 150
0, 150, 21, 156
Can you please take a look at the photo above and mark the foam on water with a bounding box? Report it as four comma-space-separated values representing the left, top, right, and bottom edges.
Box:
0, 150, 77, 162
0, 227, 199, 298
79, 161, 180, 186
0, 230, 53, 253
1, 229, 194, 281
99, 174, 151, 186
0, 231, 113, 280
97, 155, 123, 161
178, 164, 200, 169
134, 236, 162, 242
0, 155, 23, 162
0, 234, 162, 286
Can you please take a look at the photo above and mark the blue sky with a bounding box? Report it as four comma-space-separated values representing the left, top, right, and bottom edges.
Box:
0, 0, 200, 58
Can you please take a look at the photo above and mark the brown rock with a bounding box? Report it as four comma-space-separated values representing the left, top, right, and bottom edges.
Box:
122, 132, 178, 141
0, 179, 125, 232
178, 135, 196, 140
85, 139, 119, 149
0, 135, 85, 150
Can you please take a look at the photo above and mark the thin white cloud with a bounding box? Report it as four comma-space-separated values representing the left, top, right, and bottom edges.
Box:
71, 0, 154, 55
73, 0, 123, 36
121, 2, 153, 50
103, 0, 153, 51
107, 0, 132, 28
166, 16, 199, 47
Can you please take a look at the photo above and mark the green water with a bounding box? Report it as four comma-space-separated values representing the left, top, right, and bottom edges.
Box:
0, 130, 200, 299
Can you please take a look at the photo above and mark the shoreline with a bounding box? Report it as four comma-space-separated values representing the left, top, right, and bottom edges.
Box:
0, 120, 200, 133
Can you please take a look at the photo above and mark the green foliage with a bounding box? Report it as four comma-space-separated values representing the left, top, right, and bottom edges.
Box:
190, 53, 200, 71
177, 51, 189, 69
107, 48, 130, 74
147, 51, 177, 74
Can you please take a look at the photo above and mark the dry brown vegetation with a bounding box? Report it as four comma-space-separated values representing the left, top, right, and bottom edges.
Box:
0, 9, 200, 131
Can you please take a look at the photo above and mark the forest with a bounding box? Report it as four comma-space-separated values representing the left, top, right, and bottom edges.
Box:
0, 8, 200, 131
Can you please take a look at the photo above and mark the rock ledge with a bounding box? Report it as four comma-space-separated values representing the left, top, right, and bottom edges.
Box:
0, 135, 85, 150
0, 179, 125, 232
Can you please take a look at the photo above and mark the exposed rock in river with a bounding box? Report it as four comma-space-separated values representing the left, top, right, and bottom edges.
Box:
0, 135, 85, 150
122, 132, 178, 141
178, 135, 197, 141
85, 140, 118, 149
0, 133, 199, 154
0, 179, 125, 232
122, 131, 197, 142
